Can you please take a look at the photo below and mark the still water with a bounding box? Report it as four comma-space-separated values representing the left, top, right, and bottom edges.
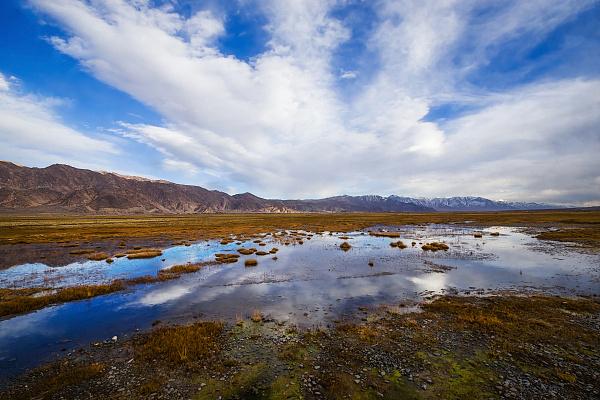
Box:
0, 225, 598, 380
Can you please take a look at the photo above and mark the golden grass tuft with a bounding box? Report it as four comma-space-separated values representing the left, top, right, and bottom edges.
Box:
161, 263, 202, 275
251, 309, 263, 323
135, 321, 224, 364
340, 241, 352, 251
215, 253, 240, 263
87, 252, 109, 261
126, 249, 163, 259
474, 232, 483, 238
255, 251, 268, 256
370, 231, 401, 238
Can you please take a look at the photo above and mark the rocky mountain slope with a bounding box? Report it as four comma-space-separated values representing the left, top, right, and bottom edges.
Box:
0, 162, 555, 214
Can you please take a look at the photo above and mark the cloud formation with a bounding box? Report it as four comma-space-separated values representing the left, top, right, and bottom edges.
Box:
0, 71, 118, 168
24, 0, 600, 204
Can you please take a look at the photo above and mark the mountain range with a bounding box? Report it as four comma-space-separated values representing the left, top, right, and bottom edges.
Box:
0, 161, 557, 214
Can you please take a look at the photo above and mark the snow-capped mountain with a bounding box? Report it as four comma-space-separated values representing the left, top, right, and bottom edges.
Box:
389, 196, 556, 211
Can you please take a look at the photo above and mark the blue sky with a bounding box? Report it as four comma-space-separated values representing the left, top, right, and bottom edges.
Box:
0, 0, 599, 205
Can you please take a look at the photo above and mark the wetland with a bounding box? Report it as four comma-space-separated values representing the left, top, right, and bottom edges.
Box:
0, 211, 599, 399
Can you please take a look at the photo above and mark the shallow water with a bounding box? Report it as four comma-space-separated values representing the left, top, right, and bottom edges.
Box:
0, 224, 598, 381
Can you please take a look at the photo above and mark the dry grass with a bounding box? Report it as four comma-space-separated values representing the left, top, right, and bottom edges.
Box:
126, 248, 163, 259
490, 232, 500, 236
423, 296, 600, 345
390, 240, 407, 249
87, 252, 109, 261
370, 231, 401, 238
135, 321, 224, 364
1, 211, 598, 249
12, 362, 106, 399
68, 249, 95, 255
537, 227, 600, 249
340, 241, 352, 251
214, 253, 240, 263
161, 263, 201, 275
250, 309, 263, 322
422, 242, 449, 251
255, 251, 268, 256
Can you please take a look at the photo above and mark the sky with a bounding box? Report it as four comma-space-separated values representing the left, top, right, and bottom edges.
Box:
0, 0, 599, 205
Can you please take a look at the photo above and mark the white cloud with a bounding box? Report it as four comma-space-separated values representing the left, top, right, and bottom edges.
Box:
0, 71, 118, 167
25, 0, 600, 204
340, 70, 357, 79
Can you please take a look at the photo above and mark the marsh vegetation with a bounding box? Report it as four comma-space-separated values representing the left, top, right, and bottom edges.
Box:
1, 211, 599, 398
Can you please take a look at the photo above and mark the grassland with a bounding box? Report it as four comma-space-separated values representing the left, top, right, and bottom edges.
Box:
3, 295, 598, 399
1, 210, 599, 248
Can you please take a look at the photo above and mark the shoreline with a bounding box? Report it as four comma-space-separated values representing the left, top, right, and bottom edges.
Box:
2, 294, 599, 399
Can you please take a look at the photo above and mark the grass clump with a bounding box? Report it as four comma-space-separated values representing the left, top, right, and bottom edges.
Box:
255, 251, 268, 256
370, 231, 401, 238
214, 253, 240, 263
127, 248, 163, 259
245, 259, 258, 267
250, 309, 263, 323
155, 262, 215, 281
390, 240, 407, 249
135, 321, 224, 364
422, 242, 449, 251
237, 248, 256, 255
474, 232, 483, 238
340, 241, 352, 251
490, 232, 500, 236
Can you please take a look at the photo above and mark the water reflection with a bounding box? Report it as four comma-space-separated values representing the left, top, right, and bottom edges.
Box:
0, 225, 598, 381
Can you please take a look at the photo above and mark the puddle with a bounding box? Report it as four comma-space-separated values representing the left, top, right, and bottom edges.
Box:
0, 224, 599, 381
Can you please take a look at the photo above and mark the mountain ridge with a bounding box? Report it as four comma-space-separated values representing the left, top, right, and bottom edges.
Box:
0, 161, 557, 214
